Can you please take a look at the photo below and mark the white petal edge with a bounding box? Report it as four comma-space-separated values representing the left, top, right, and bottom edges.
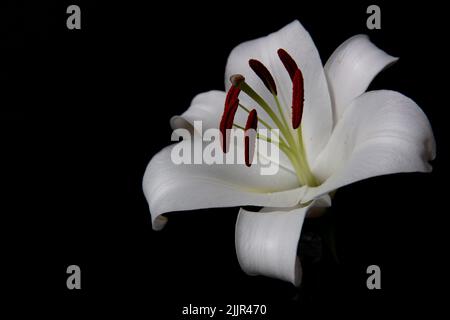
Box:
225, 20, 333, 165
235, 196, 330, 286
324, 35, 398, 124
143, 140, 306, 230
304, 90, 436, 202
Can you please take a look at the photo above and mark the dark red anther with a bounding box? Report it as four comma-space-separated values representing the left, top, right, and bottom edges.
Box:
220, 86, 241, 152
244, 109, 258, 167
224, 85, 240, 113
292, 68, 304, 129
277, 48, 298, 81
248, 59, 277, 95
278, 49, 304, 129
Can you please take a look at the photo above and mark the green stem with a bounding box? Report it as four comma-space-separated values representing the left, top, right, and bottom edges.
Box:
296, 127, 318, 186
240, 82, 299, 155
278, 143, 308, 185
273, 95, 290, 134
233, 124, 289, 150
238, 103, 288, 146
238, 104, 273, 130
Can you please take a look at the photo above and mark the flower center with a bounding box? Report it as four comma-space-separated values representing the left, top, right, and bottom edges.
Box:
220, 49, 318, 187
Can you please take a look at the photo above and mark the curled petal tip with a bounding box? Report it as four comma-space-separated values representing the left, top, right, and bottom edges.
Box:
235, 206, 310, 286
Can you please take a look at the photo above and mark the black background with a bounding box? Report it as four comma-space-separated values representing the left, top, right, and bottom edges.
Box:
1, 0, 448, 318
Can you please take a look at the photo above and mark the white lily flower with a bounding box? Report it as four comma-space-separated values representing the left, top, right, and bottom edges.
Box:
143, 20, 435, 286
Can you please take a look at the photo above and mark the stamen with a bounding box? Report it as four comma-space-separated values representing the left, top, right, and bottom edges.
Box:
230, 73, 287, 138
220, 86, 241, 152
292, 68, 304, 129
223, 49, 317, 187
225, 85, 240, 112
244, 109, 258, 167
248, 59, 277, 95
277, 48, 298, 80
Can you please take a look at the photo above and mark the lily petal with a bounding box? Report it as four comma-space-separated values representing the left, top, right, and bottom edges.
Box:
171, 90, 248, 132
225, 20, 333, 165
305, 90, 436, 202
324, 35, 398, 124
235, 197, 330, 286
143, 140, 306, 230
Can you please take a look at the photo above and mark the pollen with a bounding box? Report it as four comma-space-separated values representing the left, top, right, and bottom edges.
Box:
244, 109, 258, 167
